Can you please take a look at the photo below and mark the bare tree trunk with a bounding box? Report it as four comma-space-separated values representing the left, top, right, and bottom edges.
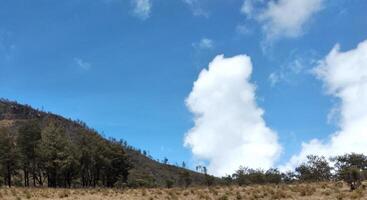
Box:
24, 167, 30, 187
7, 164, 11, 187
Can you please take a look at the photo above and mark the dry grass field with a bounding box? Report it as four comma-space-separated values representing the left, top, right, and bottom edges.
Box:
0, 182, 366, 200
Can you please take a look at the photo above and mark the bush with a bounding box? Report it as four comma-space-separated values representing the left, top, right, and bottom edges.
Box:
342, 167, 363, 191
127, 178, 156, 188
165, 179, 175, 188
179, 171, 192, 188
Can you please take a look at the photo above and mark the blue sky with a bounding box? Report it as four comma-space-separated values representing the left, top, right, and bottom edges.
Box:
1, 0, 366, 175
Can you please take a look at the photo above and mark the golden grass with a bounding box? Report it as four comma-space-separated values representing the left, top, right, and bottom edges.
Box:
0, 182, 366, 200
0, 119, 15, 128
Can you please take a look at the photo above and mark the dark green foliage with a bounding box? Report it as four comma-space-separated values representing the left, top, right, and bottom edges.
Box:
228, 168, 287, 186
165, 179, 175, 188
205, 174, 215, 186
40, 122, 79, 187
180, 171, 192, 188
295, 155, 332, 182
332, 154, 367, 190
103, 139, 131, 187
333, 153, 367, 169
264, 168, 282, 184
17, 121, 42, 187
232, 167, 281, 186
0, 127, 19, 187
332, 153, 367, 178
232, 167, 267, 186
342, 166, 363, 191
0, 119, 132, 188
222, 175, 233, 186
228, 157, 328, 186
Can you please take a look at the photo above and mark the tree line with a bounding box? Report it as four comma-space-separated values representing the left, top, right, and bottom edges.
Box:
0, 120, 131, 188
224, 154, 367, 191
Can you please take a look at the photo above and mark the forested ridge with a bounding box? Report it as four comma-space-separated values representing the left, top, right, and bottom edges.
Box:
0, 98, 207, 188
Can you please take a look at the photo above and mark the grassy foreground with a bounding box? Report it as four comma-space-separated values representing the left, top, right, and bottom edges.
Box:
0, 182, 366, 200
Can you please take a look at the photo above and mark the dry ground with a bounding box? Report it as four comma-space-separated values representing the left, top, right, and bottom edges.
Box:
0, 182, 366, 200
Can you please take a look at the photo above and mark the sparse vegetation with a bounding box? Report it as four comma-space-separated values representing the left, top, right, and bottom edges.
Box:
0, 182, 365, 199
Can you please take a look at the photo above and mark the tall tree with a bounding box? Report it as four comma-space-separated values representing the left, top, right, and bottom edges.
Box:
0, 128, 19, 187
295, 155, 332, 182
17, 121, 42, 186
332, 153, 367, 177
40, 122, 78, 187
103, 139, 131, 187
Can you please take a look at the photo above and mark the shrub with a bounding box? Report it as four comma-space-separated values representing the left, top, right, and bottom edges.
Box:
218, 194, 228, 200
165, 179, 175, 188
342, 167, 363, 191
127, 178, 156, 188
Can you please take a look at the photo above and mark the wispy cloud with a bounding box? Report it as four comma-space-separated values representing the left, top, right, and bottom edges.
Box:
131, 0, 152, 20
268, 59, 305, 86
268, 54, 317, 86
0, 30, 16, 61
74, 58, 91, 71
268, 72, 281, 86
192, 38, 214, 50
184, 55, 281, 176
183, 0, 209, 17
236, 24, 252, 36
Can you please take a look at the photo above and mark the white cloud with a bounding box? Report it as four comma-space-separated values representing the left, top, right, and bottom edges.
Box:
184, 55, 282, 176
74, 58, 91, 70
268, 57, 310, 86
132, 0, 152, 20
241, 0, 323, 40
236, 24, 252, 36
268, 72, 281, 86
183, 0, 209, 17
282, 39, 367, 170
193, 38, 214, 50
0, 30, 16, 61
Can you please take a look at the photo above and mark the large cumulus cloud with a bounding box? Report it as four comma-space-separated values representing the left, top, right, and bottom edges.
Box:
184, 55, 282, 176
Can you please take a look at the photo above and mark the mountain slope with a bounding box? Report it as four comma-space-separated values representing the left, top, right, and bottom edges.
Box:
0, 98, 210, 187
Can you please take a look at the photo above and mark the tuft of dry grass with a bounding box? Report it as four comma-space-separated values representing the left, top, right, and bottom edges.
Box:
0, 181, 366, 200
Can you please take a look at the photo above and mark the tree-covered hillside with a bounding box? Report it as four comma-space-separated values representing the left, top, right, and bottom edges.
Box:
0, 99, 208, 188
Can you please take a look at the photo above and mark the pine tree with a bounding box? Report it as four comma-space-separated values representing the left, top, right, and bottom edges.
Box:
40, 122, 78, 187
0, 128, 19, 187
17, 121, 42, 186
